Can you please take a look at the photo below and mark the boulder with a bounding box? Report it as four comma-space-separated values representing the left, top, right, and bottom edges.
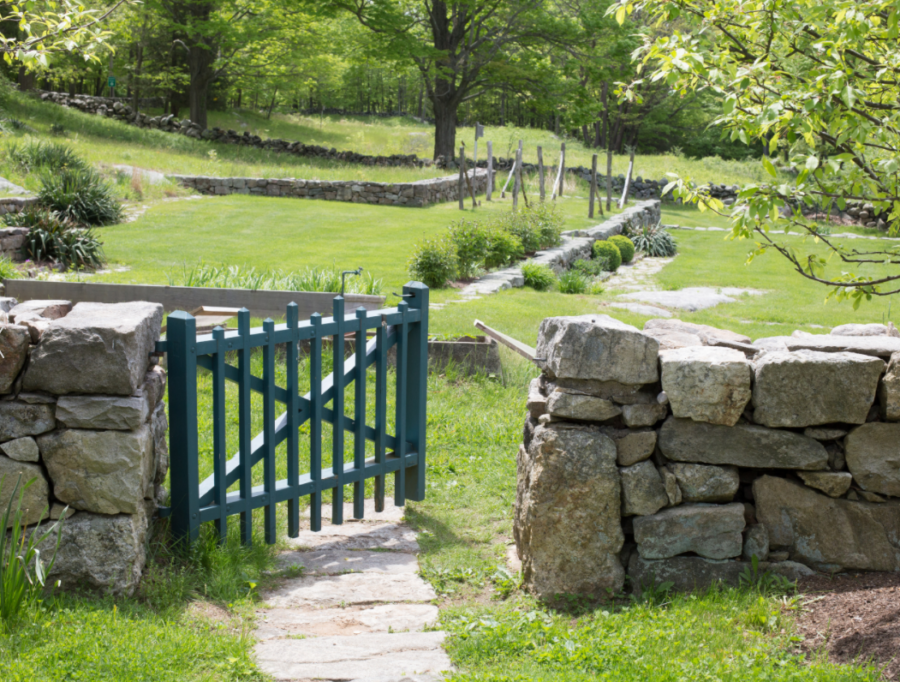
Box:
514, 424, 624, 599
628, 554, 747, 595
798, 471, 853, 498
24, 302, 164, 396
0, 402, 55, 441
620, 461, 668, 516
659, 466, 682, 506
38, 425, 154, 515
743, 524, 769, 561
844, 423, 900, 497
545, 389, 621, 422
668, 463, 739, 502
633, 503, 745, 560
621, 402, 668, 428
754, 475, 900, 572
536, 315, 659, 385
658, 417, 828, 470
752, 350, 884, 427
0, 455, 49, 527
0, 436, 38, 462
878, 352, 900, 421
660, 346, 751, 426
0, 324, 29, 393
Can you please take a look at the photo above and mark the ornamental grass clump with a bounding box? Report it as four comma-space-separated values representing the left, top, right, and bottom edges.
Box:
628, 222, 678, 257
557, 271, 588, 294
37, 167, 123, 227
521, 262, 556, 291
8, 207, 105, 270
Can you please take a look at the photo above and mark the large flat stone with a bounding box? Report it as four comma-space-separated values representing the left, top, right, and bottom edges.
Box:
620, 287, 763, 312
769, 334, 900, 359
754, 475, 900, 572
620, 461, 668, 516
287, 522, 419, 552
845, 423, 900, 497
263, 572, 436, 609
0, 454, 49, 527
274, 549, 419, 574
628, 554, 749, 595
300, 497, 406, 524
669, 463, 739, 502
255, 632, 450, 681
38, 425, 154, 515
536, 315, 659, 384
0, 402, 55, 442
515, 424, 625, 599
255, 603, 439, 639
56, 394, 149, 431
752, 350, 883, 427
658, 417, 828, 470
643, 318, 751, 346
24, 301, 163, 396
661, 346, 751, 426
0, 324, 29, 394
633, 503, 745, 560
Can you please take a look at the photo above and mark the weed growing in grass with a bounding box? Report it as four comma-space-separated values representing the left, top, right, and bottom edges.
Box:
558, 271, 588, 294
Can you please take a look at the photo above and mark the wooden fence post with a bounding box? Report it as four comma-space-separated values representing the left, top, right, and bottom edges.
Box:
512, 140, 522, 211
486, 141, 493, 201
619, 145, 636, 209
537, 146, 545, 202
589, 153, 598, 219
559, 142, 566, 197
606, 147, 613, 212
458, 147, 465, 210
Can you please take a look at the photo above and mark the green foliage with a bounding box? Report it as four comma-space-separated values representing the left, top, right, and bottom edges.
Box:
0, 475, 63, 632
524, 202, 564, 250
592, 240, 622, 271
168, 262, 383, 295
449, 220, 489, 279
37, 167, 123, 227
571, 258, 604, 277
5, 139, 87, 173
0, 257, 21, 280
609, 234, 635, 263
628, 222, 678, 258
408, 237, 458, 288
557, 271, 588, 294
483, 229, 524, 269
493, 212, 542, 254
14, 207, 105, 270
521, 262, 556, 291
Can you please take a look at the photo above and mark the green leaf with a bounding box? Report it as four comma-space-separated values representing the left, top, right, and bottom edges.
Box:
762, 156, 777, 178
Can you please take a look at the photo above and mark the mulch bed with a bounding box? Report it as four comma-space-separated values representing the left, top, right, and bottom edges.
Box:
795, 572, 900, 679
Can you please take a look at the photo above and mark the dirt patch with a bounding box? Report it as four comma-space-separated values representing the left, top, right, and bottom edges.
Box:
795, 572, 900, 679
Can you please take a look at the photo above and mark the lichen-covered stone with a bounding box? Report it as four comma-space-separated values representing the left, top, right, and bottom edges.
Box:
658, 417, 828, 470
660, 466, 682, 506
545, 389, 621, 422
0, 402, 55, 442
660, 346, 751, 426
633, 503, 745, 560
743, 524, 769, 561
610, 429, 657, 467
0, 436, 39, 462
514, 424, 624, 599
844, 423, 900, 497
752, 350, 884, 427
621, 402, 668, 428
536, 315, 659, 385
669, 463, 739, 502
628, 554, 747, 595
620, 461, 668, 517
0, 454, 49, 527
878, 351, 900, 421
0, 324, 29, 394
798, 471, 853, 498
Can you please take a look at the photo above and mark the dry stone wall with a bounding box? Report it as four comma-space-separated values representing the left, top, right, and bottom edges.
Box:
516, 315, 900, 600
168, 168, 491, 207
0, 298, 166, 596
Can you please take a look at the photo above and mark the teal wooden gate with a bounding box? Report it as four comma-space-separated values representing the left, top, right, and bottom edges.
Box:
156, 282, 429, 543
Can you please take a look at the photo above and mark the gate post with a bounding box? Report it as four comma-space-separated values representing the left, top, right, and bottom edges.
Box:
166, 311, 200, 542
403, 281, 429, 501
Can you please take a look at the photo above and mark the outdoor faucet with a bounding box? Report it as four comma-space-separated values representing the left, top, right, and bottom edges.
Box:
341, 267, 363, 296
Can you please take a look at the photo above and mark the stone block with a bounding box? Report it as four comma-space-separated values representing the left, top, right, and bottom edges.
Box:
845, 422, 900, 497
38, 425, 154, 515
878, 351, 900, 421
611, 429, 657, 467
743, 524, 769, 561
659, 466, 682, 506
536, 315, 659, 385
0, 436, 38, 462
620, 461, 668, 516
0, 455, 49, 527
628, 554, 747, 595
798, 471, 853, 497
658, 417, 828, 470
669, 463, 739, 502
545, 389, 621, 422
621, 402, 668, 427
0, 402, 55, 441
754, 475, 900, 572
151, 402, 168, 485
633, 503, 745, 560
514, 424, 624, 599
25, 302, 164, 396
660, 346, 751, 426
9, 299, 71, 323
0, 324, 29, 394
526, 378, 546, 419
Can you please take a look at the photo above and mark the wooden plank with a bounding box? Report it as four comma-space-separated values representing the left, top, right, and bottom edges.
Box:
473, 319, 536, 361
3, 280, 384, 320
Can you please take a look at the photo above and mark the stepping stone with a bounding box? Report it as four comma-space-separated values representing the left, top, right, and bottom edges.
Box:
263, 572, 436, 609
255, 603, 439, 639
255, 632, 450, 681
608, 302, 673, 318
302, 497, 406, 524
275, 549, 419, 575
618, 286, 764, 312
287, 523, 419, 553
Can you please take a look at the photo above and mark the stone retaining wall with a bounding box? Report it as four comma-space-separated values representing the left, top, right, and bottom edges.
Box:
168, 168, 491, 207
517, 315, 900, 600
0, 298, 166, 596
0, 197, 37, 217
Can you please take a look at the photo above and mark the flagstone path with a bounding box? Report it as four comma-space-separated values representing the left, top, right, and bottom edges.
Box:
254, 499, 451, 682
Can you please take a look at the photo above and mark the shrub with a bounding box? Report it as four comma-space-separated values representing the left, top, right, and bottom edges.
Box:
16, 209, 105, 270
628, 222, 678, 257
6, 139, 86, 173
484, 229, 524, 269
521, 262, 556, 291
558, 271, 588, 294
525, 202, 564, 249
449, 220, 488, 279
609, 235, 636, 263
494, 211, 542, 254
592, 240, 622, 271
38, 167, 123, 226
408, 237, 458, 288
571, 258, 604, 277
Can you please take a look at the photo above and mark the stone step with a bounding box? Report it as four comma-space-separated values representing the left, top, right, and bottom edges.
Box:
275, 549, 419, 575
301, 498, 406, 524
255, 632, 451, 681
264, 572, 436, 609
255, 603, 439, 639
287, 522, 419, 553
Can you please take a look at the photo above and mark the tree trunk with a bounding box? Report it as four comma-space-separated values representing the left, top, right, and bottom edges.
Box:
17, 66, 35, 91
132, 40, 144, 114
432, 96, 457, 162
266, 87, 279, 119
